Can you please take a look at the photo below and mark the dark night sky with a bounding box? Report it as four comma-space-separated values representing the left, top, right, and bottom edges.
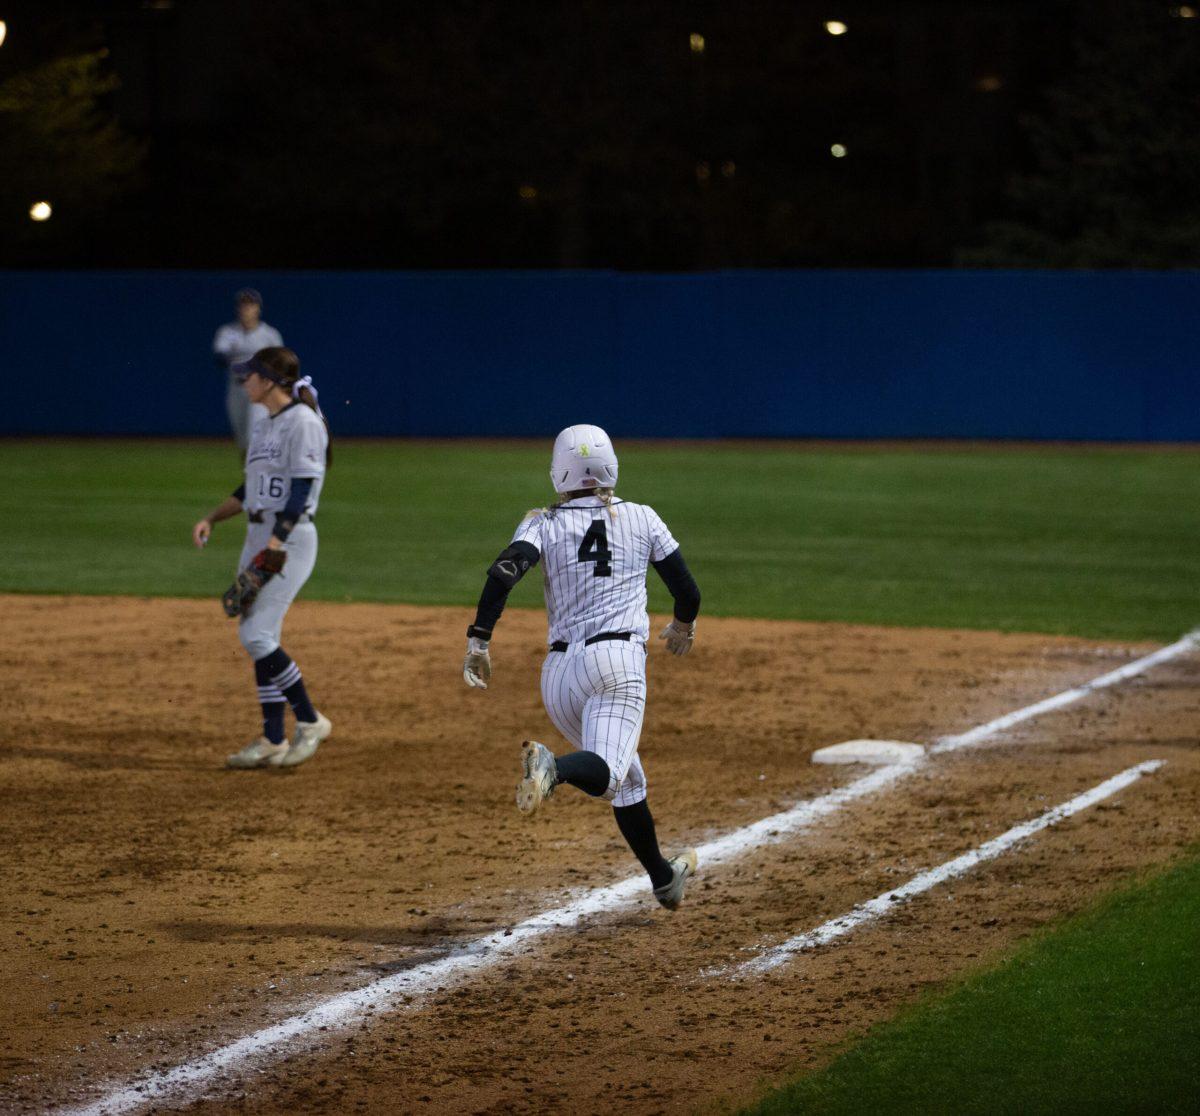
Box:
1, 0, 1195, 270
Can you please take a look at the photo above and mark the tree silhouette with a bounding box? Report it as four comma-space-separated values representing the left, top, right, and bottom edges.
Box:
0, 50, 144, 255
961, 4, 1200, 267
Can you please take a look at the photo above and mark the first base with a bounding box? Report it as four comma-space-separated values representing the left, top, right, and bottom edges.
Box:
811, 739, 925, 766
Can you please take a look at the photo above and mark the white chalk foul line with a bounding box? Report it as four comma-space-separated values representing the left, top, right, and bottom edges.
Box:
933, 630, 1199, 754
60, 630, 1197, 1114
735, 758, 1165, 977
63, 763, 911, 1116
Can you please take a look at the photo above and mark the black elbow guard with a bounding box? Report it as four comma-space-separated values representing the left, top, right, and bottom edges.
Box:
486, 541, 540, 588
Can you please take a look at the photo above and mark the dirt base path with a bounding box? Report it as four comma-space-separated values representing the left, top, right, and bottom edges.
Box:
0, 596, 1197, 1114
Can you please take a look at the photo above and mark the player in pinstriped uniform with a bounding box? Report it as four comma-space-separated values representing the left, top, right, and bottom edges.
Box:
463, 425, 703, 910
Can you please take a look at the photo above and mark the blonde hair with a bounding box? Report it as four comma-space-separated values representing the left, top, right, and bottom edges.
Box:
527, 487, 617, 520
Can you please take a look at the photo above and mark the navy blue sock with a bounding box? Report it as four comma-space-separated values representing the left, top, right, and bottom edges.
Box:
252, 659, 288, 743
261, 701, 286, 744
614, 800, 674, 889
255, 648, 318, 724
554, 750, 610, 797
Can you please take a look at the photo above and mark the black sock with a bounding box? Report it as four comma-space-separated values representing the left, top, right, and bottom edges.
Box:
255, 647, 317, 724
553, 750, 610, 796
613, 800, 674, 889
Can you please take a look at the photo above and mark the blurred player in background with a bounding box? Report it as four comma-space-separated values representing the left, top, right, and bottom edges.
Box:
191, 346, 332, 769
462, 424, 703, 910
213, 289, 284, 451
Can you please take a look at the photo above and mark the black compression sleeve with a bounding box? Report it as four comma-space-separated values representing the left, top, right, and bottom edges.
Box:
271, 477, 315, 542
651, 549, 701, 623
470, 541, 540, 637
470, 576, 510, 638
232, 483, 246, 503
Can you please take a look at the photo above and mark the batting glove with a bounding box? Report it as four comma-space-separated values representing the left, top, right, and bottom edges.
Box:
463, 636, 492, 688
659, 619, 696, 656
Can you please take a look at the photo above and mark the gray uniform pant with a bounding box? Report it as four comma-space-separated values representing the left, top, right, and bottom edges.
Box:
236, 521, 318, 661
227, 371, 253, 451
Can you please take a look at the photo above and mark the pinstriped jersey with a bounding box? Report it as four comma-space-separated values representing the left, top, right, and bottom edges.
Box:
512, 496, 679, 645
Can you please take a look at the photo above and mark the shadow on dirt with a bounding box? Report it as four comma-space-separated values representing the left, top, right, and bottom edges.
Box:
158, 916, 477, 949
0, 745, 198, 772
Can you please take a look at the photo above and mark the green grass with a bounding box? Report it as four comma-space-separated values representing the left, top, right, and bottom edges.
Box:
742, 851, 1200, 1116
2, 439, 1198, 639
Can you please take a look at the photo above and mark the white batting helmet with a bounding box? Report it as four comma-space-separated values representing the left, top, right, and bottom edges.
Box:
550, 424, 619, 494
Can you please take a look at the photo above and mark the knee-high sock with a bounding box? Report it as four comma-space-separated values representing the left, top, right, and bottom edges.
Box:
613, 800, 674, 889
554, 750, 610, 797
252, 664, 287, 743
255, 647, 317, 724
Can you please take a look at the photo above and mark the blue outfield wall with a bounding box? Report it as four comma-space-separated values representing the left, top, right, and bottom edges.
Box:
1, 269, 1198, 439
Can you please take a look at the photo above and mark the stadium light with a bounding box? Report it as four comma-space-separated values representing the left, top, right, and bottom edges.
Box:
824, 20, 848, 35
689, 32, 705, 53
518, 184, 537, 200
29, 200, 52, 221
830, 143, 848, 158
0, 21, 8, 48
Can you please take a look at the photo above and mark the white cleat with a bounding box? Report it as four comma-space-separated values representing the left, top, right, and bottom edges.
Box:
273, 712, 332, 768
226, 736, 289, 769
516, 740, 557, 815
653, 849, 698, 911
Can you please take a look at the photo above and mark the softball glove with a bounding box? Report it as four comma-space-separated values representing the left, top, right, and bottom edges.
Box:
221, 548, 286, 617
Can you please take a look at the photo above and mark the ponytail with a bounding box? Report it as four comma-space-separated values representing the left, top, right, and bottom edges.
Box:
250, 348, 332, 467
295, 382, 333, 468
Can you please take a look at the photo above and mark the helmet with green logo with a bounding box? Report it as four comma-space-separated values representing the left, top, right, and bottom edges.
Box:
550, 424, 618, 494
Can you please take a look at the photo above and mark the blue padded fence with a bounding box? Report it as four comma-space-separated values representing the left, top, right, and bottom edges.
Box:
1, 269, 1197, 439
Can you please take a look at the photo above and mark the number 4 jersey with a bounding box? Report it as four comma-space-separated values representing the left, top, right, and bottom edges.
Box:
511, 496, 679, 645
244, 402, 328, 516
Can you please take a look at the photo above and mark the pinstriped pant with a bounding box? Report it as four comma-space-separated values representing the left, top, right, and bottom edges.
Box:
540, 641, 648, 807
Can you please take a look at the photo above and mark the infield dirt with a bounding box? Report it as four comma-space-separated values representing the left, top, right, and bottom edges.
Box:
1, 595, 1198, 1114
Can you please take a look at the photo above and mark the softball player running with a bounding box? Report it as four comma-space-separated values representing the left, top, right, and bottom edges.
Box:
463, 425, 702, 910
191, 346, 332, 769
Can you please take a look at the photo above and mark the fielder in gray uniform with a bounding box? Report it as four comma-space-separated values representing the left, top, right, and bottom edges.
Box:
191, 346, 332, 769
463, 424, 703, 910
212, 289, 284, 451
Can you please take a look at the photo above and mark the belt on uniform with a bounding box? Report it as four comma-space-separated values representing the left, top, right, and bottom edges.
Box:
549, 631, 632, 653
247, 510, 315, 524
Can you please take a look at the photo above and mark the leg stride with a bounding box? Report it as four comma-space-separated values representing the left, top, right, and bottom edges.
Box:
554, 750, 611, 796
614, 801, 699, 910
613, 800, 674, 889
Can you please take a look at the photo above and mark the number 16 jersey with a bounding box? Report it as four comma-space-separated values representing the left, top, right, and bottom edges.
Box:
512, 496, 679, 646
244, 402, 328, 516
